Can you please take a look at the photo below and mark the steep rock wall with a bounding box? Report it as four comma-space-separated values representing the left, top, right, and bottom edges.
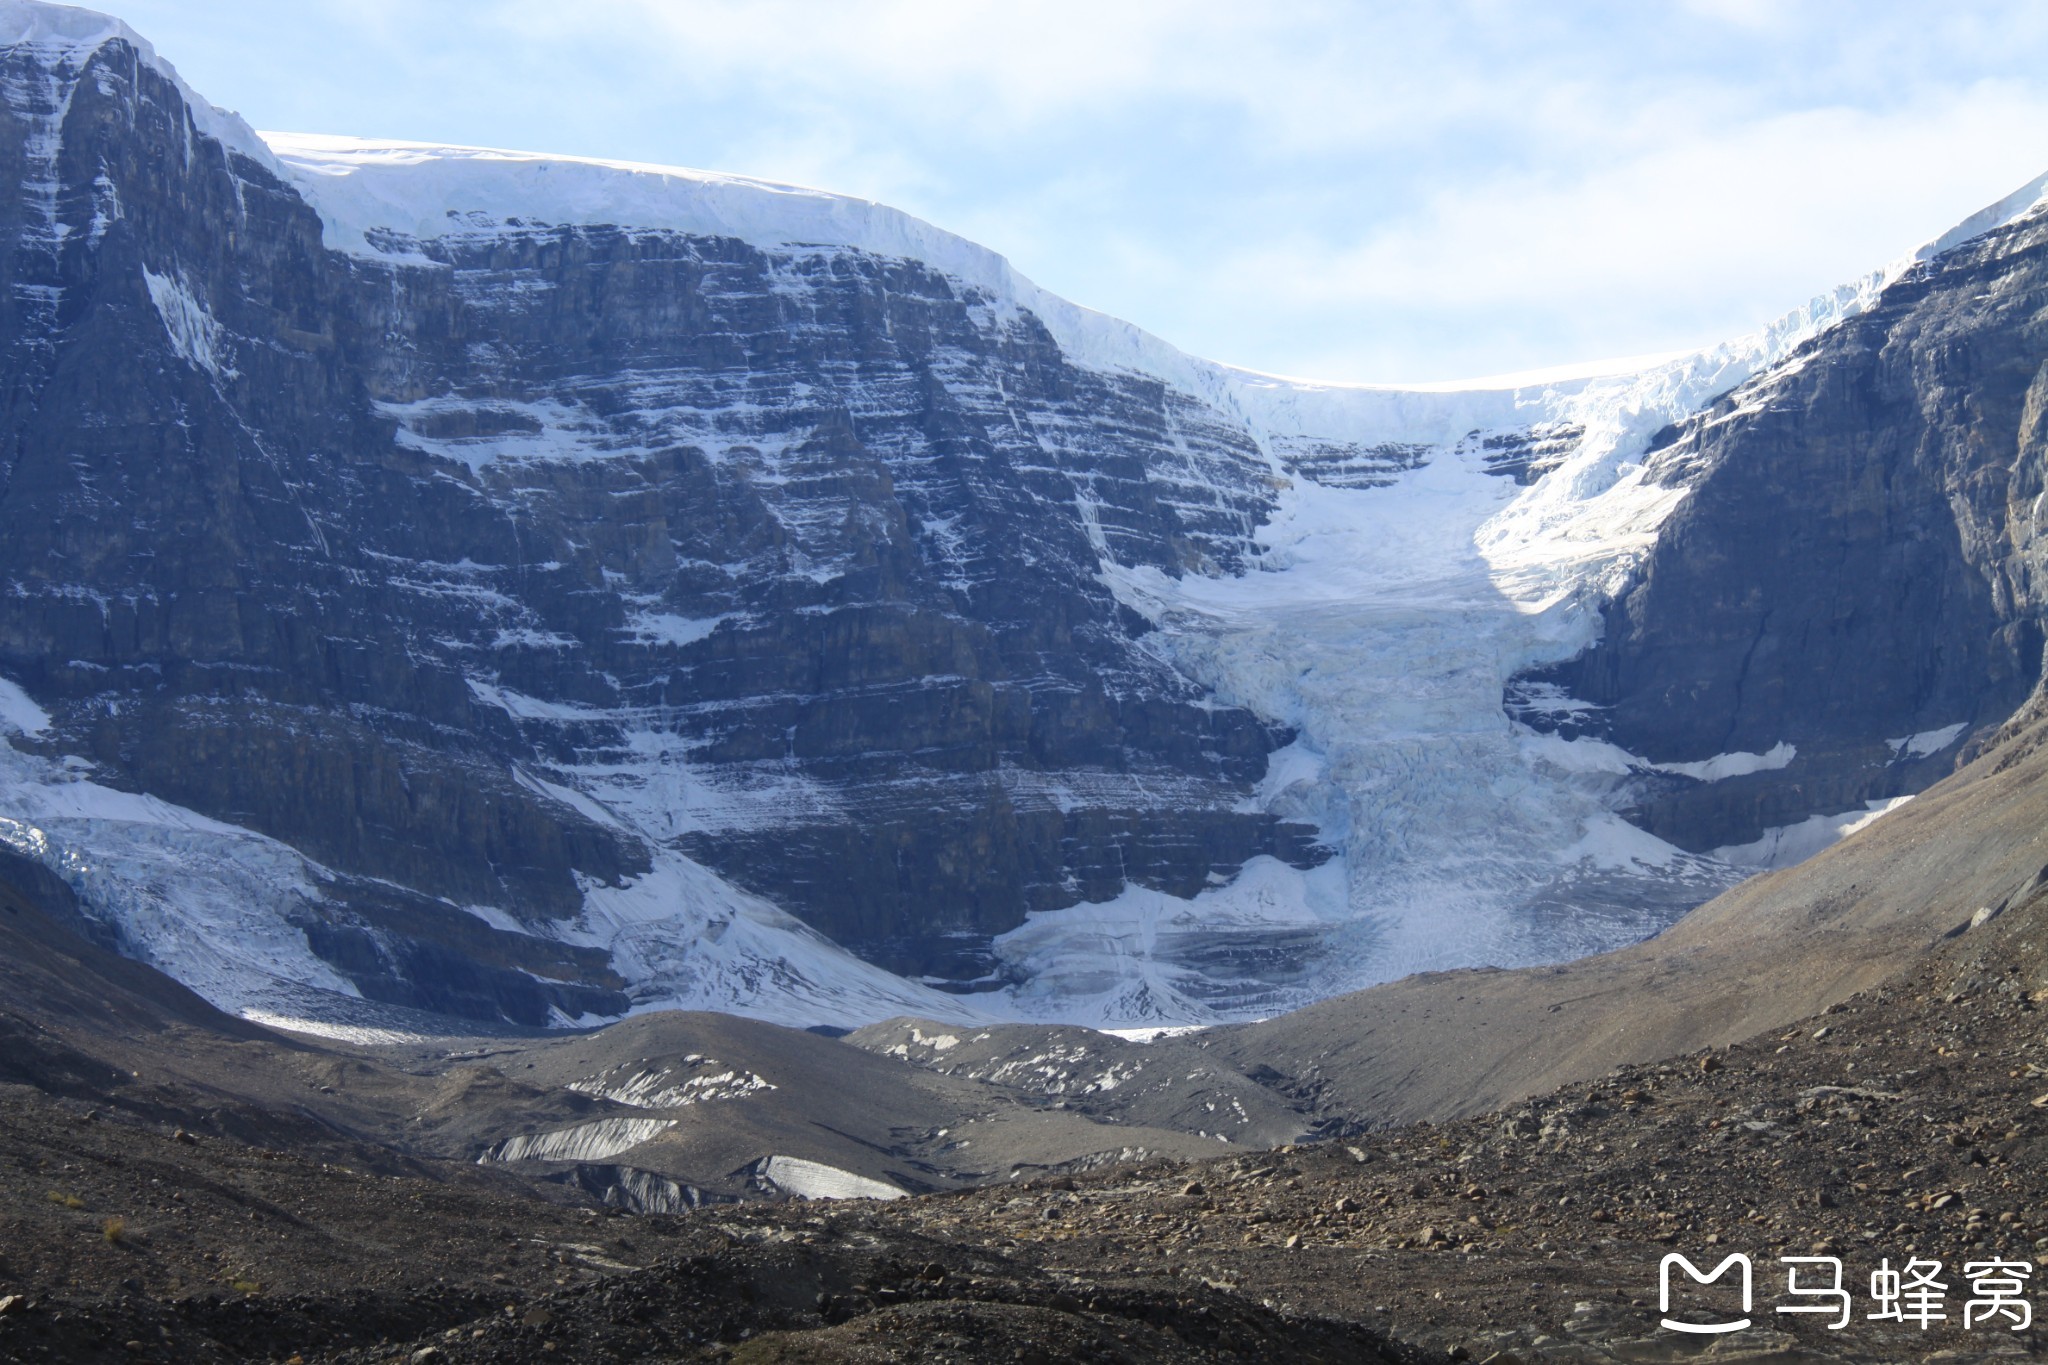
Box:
0, 31, 1320, 1013
1521, 208, 2048, 852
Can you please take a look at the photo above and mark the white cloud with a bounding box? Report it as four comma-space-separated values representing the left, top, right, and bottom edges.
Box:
1170, 81, 2048, 380
1678, 0, 1797, 32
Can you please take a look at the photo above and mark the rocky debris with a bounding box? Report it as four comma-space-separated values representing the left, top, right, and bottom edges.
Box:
842, 1020, 1309, 1147
4, 888, 2046, 1362
1467, 422, 1585, 486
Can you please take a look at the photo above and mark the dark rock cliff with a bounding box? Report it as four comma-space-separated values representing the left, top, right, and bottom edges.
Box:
1520, 208, 2048, 851
0, 32, 1320, 1016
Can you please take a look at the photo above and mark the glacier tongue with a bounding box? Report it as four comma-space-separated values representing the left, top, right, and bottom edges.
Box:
1007, 429, 1745, 1025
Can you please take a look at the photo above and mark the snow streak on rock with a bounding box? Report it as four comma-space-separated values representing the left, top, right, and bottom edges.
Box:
0, 718, 981, 1033
481, 1117, 678, 1165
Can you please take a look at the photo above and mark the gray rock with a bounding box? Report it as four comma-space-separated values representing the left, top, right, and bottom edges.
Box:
1518, 208, 2048, 852
0, 31, 1321, 1016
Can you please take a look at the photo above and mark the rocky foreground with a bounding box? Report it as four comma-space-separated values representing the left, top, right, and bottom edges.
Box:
2, 883, 2044, 1364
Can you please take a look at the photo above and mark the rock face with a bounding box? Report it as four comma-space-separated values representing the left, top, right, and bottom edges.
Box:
347, 224, 1320, 977
0, 17, 1321, 1020
1519, 207, 2048, 852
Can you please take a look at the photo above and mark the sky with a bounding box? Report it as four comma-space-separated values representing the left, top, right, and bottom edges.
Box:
103, 0, 2048, 384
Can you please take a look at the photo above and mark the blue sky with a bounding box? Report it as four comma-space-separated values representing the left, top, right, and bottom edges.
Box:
109, 0, 2048, 383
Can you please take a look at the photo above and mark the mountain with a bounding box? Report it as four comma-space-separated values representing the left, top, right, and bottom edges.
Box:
4, 0, 2048, 1034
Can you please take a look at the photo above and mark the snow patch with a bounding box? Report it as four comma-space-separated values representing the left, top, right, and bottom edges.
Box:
754, 1154, 904, 1201
0, 714, 991, 1033
237, 1012, 437, 1047
568, 1058, 775, 1110
1654, 742, 1797, 783
511, 765, 629, 833
1522, 734, 1795, 783
992, 856, 1352, 1027
1102, 1024, 1207, 1044
620, 611, 731, 647
1562, 812, 1687, 873
1888, 723, 1968, 760
565, 852, 996, 1031
1712, 797, 1915, 871
376, 396, 615, 469
466, 678, 612, 723
142, 267, 236, 378
1237, 739, 1324, 813
0, 674, 50, 735
0, 738, 361, 1020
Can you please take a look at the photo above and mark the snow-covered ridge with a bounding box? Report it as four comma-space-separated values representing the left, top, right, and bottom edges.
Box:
252, 130, 2048, 634
16, 0, 2047, 434
19, 0, 2039, 492
261, 130, 1231, 398
1, 0, 278, 176
252, 130, 1725, 464
255, 131, 2048, 423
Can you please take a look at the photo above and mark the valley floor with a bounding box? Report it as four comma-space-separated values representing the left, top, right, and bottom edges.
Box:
3, 896, 2045, 1363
